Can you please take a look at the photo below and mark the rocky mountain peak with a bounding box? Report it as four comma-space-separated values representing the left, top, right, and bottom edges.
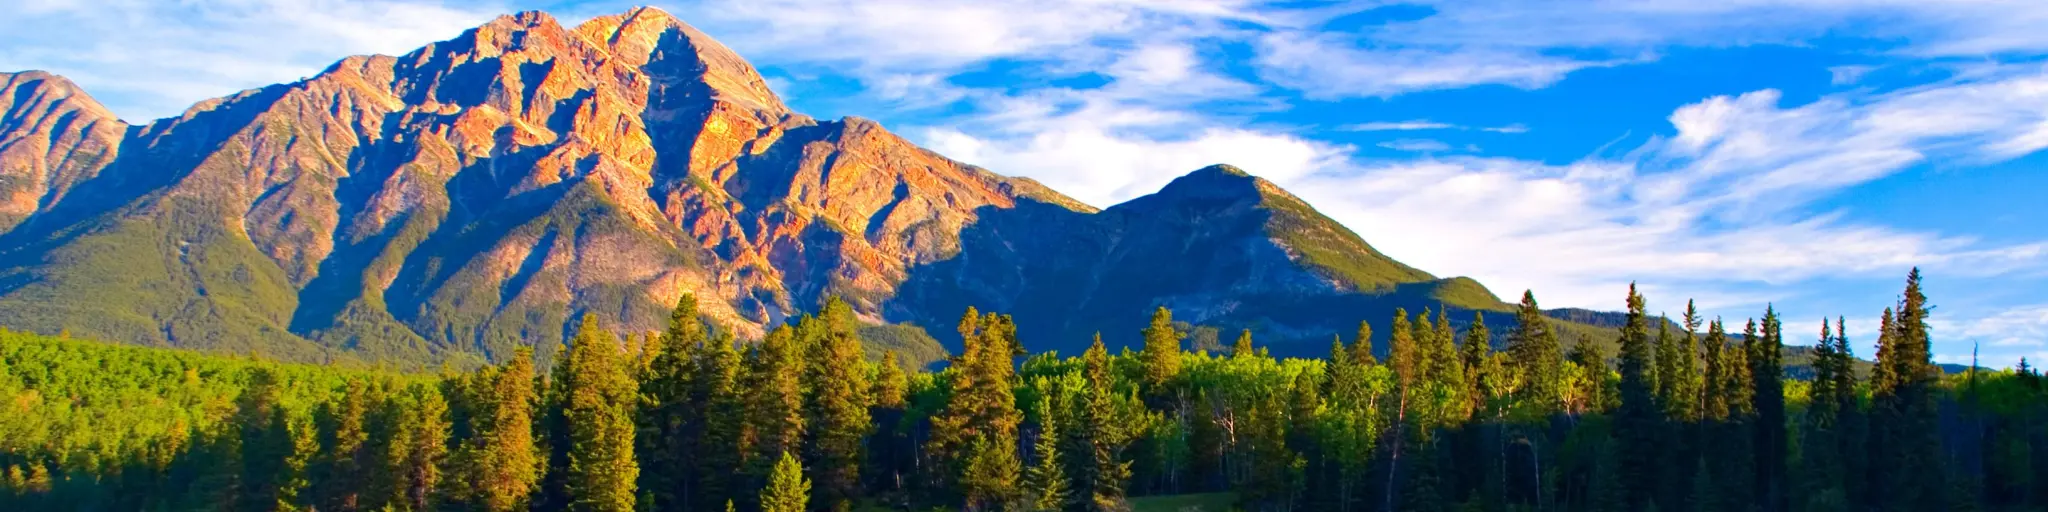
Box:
0, 8, 1538, 365
572, 6, 788, 116
0, 70, 126, 231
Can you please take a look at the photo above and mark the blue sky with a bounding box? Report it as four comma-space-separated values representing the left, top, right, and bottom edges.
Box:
3, 0, 2046, 366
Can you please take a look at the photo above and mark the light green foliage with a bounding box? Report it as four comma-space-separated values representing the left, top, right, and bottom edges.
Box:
760, 451, 810, 512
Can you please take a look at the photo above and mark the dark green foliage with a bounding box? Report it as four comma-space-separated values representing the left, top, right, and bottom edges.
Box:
1508, 291, 1565, 414
2, 276, 2038, 512
560, 315, 638, 511
804, 298, 873, 510
1614, 284, 1657, 510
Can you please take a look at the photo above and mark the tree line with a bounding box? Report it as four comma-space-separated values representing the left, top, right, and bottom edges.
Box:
1, 269, 2043, 511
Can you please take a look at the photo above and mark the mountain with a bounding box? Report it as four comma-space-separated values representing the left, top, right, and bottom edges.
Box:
0, 7, 1532, 365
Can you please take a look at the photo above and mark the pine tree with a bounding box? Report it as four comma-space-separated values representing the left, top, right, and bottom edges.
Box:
745, 325, 807, 503
392, 383, 450, 511
314, 378, 372, 511
638, 294, 705, 512
1803, 318, 1847, 505
962, 436, 1022, 511
931, 309, 1027, 505
1752, 307, 1788, 512
870, 350, 912, 496
874, 351, 908, 409
760, 452, 810, 512
465, 348, 542, 512
1830, 315, 1868, 508
695, 330, 746, 511
1385, 308, 1423, 510
235, 367, 307, 512
1140, 307, 1183, 396
1461, 312, 1492, 403
1430, 308, 1467, 419
808, 297, 873, 511
1076, 335, 1136, 511
1615, 284, 1657, 510
1232, 329, 1256, 360
562, 314, 639, 512
1025, 394, 1071, 511
1355, 320, 1378, 365
1872, 269, 1943, 511
1653, 316, 1678, 411
1509, 291, 1565, 413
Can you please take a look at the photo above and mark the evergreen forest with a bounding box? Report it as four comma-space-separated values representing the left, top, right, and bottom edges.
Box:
2, 269, 2042, 512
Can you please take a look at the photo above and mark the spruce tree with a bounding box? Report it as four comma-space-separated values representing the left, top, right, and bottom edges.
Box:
637, 294, 704, 512
961, 436, 1022, 511
1076, 335, 1135, 511
1509, 291, 1565, 413
1873, 269, 1943, 511
1025, 394, 1070, 511
874, 351, 908, 409
1354, 320, 1377, 365
393, 382, 450, 511
562, 314, 639, 512
694, 330, 745, 511
745, 325, 807, 502
1232, 329, 1255, 360
931, 309, 1027, 506
314, 379, 372, 511
235, 368, 299, 512
760, 452, 810, 512
1140, 307, 1183, 396
1654, 316, 1678, 411
1430, 308, 1466, 419
1752, 307, 1787, 512
1803, 318, 1846, 505
1385, 308, 1422, 510
1615, 284, 1658, 510
1461, 312, 1492, 401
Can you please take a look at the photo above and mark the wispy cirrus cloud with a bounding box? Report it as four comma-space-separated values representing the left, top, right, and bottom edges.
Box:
1341, 120, 1530, 133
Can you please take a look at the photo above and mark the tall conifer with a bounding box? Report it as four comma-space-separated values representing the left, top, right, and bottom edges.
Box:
561, 314, 638, 512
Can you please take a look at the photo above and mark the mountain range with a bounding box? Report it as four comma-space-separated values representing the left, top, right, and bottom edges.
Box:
0, 7, 1591, 366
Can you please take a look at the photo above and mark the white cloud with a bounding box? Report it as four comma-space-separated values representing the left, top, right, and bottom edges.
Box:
0, 0, 501, 120
1254, 31, 1609, 98
1267, 67, 2048, 313
1342, 120, 1531, 133
676, 0, 1261, 74
1830, 65, 1877, 85
1942, 304, 2048, 348
1342, 120, 1458, 132
920, 95, 1349, 207
1377, 139, 1454, 152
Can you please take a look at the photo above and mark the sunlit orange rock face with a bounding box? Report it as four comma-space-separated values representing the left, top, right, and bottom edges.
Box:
0, 7, 1484, 361
0, 71, 126, 231
0, 7, 1092, 357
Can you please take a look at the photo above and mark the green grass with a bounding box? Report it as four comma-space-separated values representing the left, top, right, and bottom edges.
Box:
1130, 492, 1240, 512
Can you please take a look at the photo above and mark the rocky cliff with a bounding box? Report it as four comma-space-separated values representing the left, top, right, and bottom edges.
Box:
0, 7, 1510, 364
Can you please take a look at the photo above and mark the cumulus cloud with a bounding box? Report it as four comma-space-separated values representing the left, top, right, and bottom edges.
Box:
1279, 67, 2048, 310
